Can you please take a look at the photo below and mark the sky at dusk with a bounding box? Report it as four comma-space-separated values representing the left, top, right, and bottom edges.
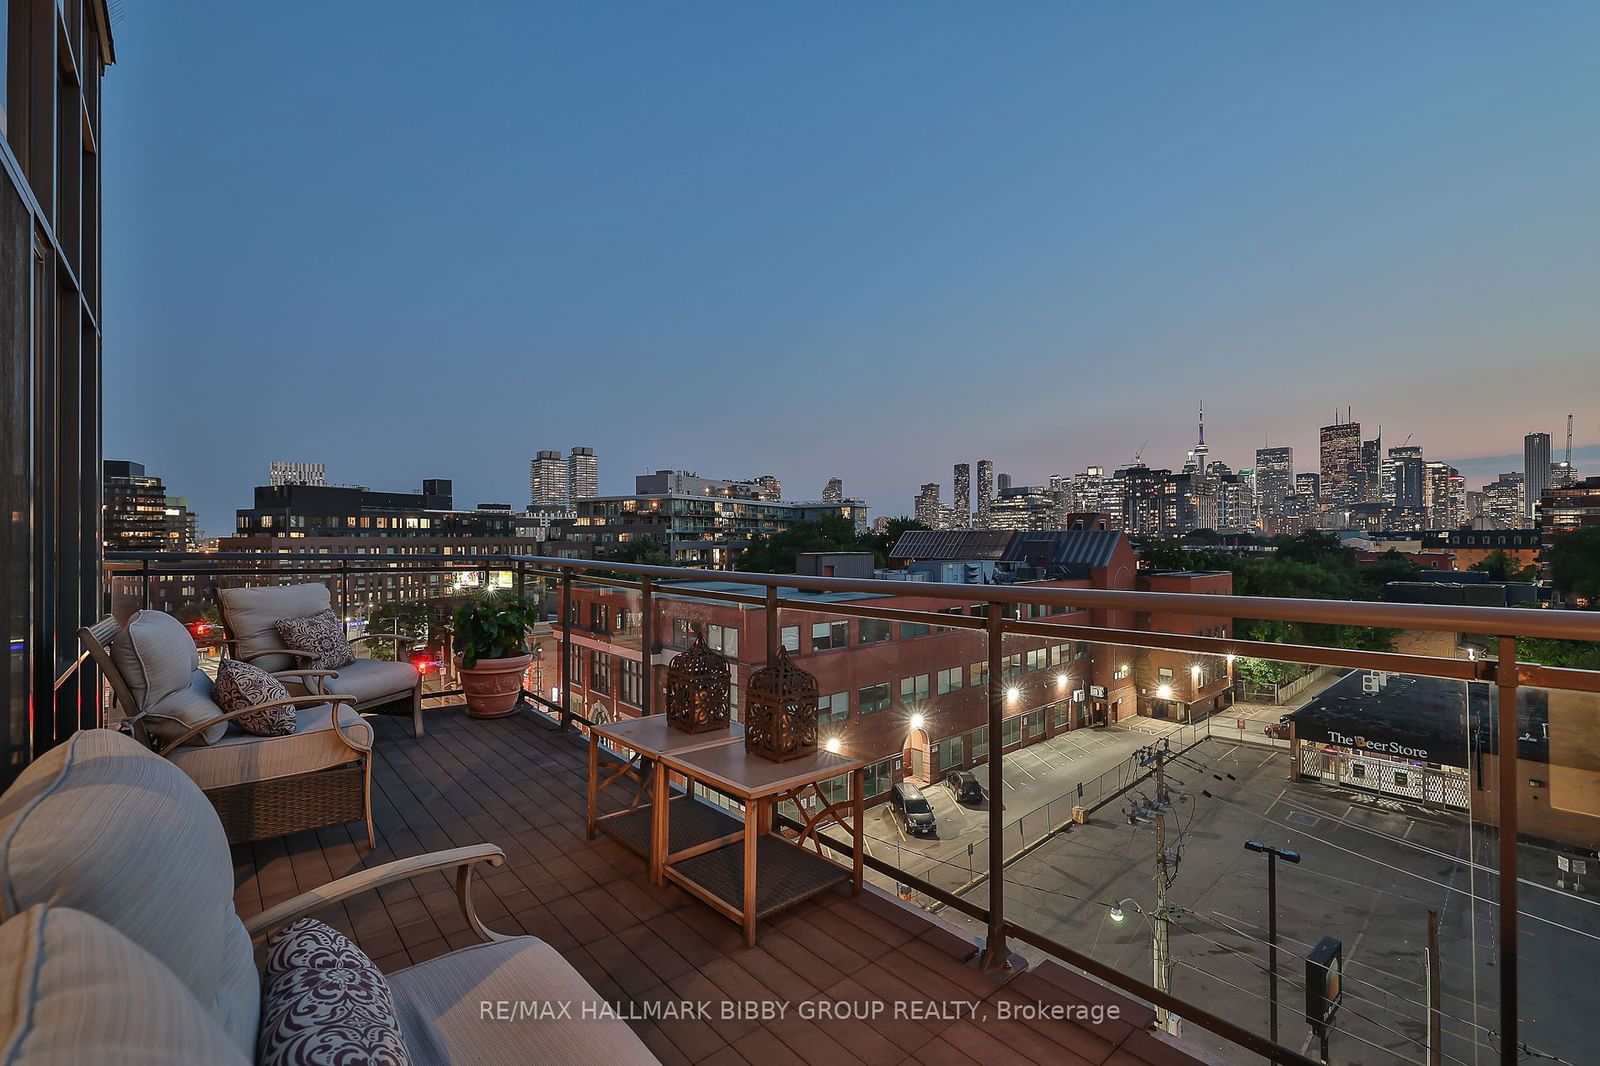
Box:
103, 3, 1600, 535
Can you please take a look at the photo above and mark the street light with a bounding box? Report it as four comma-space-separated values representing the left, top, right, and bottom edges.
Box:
1244, 840, 1302, 1056
1107, 898, 1177, 1036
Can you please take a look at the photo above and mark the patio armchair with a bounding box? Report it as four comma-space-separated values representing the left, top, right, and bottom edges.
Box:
78, 610, 376, 846
216, 582, 426, 736
0, 729, 657, 1065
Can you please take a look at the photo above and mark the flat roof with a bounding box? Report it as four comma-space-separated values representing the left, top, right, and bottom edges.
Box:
1290, 669, 1548, 766
660, 580, 890, 605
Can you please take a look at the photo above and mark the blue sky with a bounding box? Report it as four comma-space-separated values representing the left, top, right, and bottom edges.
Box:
103, 3, 1600, 533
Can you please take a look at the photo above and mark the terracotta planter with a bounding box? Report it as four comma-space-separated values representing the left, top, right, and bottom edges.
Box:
456, 652, 531, 718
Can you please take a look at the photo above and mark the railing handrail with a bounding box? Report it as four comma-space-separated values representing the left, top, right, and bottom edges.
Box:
106, 549, 1600, 643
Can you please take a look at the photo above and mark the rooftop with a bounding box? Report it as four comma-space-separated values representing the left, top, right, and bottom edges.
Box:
231, 701, 1209, 1066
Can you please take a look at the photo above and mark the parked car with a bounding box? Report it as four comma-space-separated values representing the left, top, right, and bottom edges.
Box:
1264, 717, 1291, 740
889, 782, 938, 837
944, 770, 986, 806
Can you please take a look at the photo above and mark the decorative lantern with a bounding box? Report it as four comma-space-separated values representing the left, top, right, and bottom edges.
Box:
665, 636, 731, 733
745, 649, 820, 762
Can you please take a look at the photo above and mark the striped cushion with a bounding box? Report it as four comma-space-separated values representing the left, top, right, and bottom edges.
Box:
0, 729, 260, 1058
0, 905, 251, 1065
219, 583, 333, 673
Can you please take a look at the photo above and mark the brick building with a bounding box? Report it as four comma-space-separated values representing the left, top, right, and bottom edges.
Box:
561, 529, 1233, 802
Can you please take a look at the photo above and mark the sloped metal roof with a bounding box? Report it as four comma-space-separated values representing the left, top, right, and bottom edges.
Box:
1001, 529, 1123, 571
890, 529, 1015, 561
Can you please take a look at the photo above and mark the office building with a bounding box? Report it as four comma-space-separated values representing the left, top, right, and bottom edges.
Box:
530, 450, 570, 511
990, 486, 1054, 531
1319, 418, 1363, 507
1525, 432, 1551, 522
953, 463, 971, 527
269, 460, 326, 487
103, 461, 169, 552
164, 497, 198, 552
1253, 447, 1294, 524
1296, 471, 1321, 502
914, 483, 942, 528
752, 474, 781, 501
567, 447, 599, 501
1360, 434, 1382, 502
571, 471, 870, 566
997, 472, 1013, 495
1482, 473, 1525, 529
821, 477, 843, 502
976, 459, 995, 527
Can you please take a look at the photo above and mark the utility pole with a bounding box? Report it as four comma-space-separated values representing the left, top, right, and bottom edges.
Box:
1245, 839, 1301, 1062
1137, 740, 1180, 1037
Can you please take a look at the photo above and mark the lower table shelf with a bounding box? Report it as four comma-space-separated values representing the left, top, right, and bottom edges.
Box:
596, 792, 742, 858
665, 834, 850, 920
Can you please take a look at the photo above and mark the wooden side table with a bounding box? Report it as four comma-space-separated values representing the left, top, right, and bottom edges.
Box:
587, 714, 743, 885
658, 743, 868, 947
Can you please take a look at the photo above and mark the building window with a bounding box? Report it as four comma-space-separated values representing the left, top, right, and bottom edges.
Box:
707, 623, 739, 657
969, 661, 988, 687
590, 651, 612, 696
811, 620, 847, 650
817, 691, 849, 726
1052, 703, 1069, 729
728, 684, 739, 723
1002, 716, 1022, 748
673, 618, 704, 647
1025, 648, 1046, 672
864, 758, 895, 797
900, 621, 929, 639
1113, 663, 1130, 681
589, 603, 609, 631
858, 619, 891, 645
619, 659, 643, 707
933, 735, 964, 772
859, 683, 891, 715
971, 726, 989, 760
1024, 709, 1044, 739
899, 674, 930, 704
780, 625, 800, 652
1003, 653, 1023, 682
936, 667, 962, 695
1158, 667, 1174, 683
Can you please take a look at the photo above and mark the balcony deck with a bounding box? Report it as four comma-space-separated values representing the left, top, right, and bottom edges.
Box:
231, 702, 1210, 1066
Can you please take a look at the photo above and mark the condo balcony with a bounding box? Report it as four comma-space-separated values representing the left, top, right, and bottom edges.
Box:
20, 550, 1600, 1066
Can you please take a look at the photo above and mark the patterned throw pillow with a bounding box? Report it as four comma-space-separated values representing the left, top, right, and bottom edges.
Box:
275, 608, 357, 671
214, 658, 296, 737
259, 918, 411, 1066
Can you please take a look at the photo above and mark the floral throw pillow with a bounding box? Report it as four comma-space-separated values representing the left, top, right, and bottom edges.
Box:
259, 918, 411, 1066
275, 608, 357, 671
214, 658, 296, 737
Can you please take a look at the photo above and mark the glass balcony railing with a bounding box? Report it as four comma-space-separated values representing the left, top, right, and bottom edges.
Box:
97, 549, 1600, 1066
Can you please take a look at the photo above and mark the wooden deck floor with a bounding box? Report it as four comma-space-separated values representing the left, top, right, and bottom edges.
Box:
231, 704, 1211, 1066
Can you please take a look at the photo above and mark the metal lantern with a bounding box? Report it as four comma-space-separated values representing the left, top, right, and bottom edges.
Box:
745, 648, 819, 762
665, 635, 731, 733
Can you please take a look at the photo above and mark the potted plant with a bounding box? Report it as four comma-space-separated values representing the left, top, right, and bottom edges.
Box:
451, 590, 539, 718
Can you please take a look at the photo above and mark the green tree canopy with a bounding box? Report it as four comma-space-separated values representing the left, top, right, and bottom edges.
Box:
1469, 549, 1539, 584
733, 516, 929, 574
1549, 527, 1600, 608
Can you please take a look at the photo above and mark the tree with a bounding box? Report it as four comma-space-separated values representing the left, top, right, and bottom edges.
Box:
1547, 527, 1600, 608
364, 601, 445, 660
597, 538, 673, 567
1469, 549, 1538, 584
734, 515, 868, 574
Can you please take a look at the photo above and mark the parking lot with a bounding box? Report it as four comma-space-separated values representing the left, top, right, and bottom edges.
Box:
844, 719, 1186, 896
941, 738, 1599, 1066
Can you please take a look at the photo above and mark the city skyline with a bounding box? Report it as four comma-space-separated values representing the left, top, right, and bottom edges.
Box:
101, 5, 1600, 532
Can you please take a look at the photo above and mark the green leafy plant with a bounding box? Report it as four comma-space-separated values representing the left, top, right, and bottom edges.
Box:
452, 590, 539, 667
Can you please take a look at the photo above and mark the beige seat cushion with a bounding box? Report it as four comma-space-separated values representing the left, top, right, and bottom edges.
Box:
143, 668, 229, 747
218, 583, 333, 672
110, 610, 225, 746
388, 936, 658, 1066
167, 703, 372, 791
0, 905, 251, 1066
328, 657, 419, 707
0, 730, 259, 1058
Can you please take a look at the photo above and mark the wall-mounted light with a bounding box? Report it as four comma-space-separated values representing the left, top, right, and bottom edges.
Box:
1157, 684, 1174, 700
1056, 672, 1069, 687
909, 712, 925, 732
825, 737, 841, 754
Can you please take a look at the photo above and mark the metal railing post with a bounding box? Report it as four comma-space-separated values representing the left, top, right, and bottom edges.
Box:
765, 586, 779, 668
140, 559, 151, 611
339, 559, 350, 623
559, 571, 573, 731
980, 608, 1012, 973
1496, 635, 1519, 1066
640, 576, 654, 718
